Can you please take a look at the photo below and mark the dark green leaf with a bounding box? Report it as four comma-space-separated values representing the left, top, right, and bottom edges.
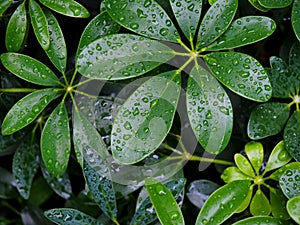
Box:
21, 205, 54, 225
204, 52, 272, 102
0, 0, 12, 16
232, 216, 292, 225
105, 0, 180, 42
248, 0, 269, 11
270, 188, 290, 220
76, 34, 175, 80
111, 71, 181, 164
289, 42, 300, 76
0, 53, 60, 86
221, 167, 252, 183
196, 180, 251, 225
28, 176, 53, 206
292, 0, 300, 42
0, 128, 29, 156
0, 167, 15, 186
234, 154, 255, 177
5, 3, 27, 52
206, 16, 276, 51
250, 189, 271, 216
0, 181, 18, 199
258, 0, 293, 8
279, 169, 300, 199
197, 0, 238, 49
284, 111, 300, 161
39, 0, 90, 18
287, 196, 300, 224
245, 141, 264, 174
186, 65, 233, 154
270, 162, 300, 181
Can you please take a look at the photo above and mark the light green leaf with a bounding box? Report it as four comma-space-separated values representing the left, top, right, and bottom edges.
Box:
197, 0, 238, 49
250, 189, 271, 216
186, 65, 233, 154
5, 3, 27, 52
292, 0, 300, 41
76, 34, 174, 80
111, 71, 181, 164
287, 196, 300, 224
232, 216, 292, 225
221, 167, 252, 183
0, 53, 60, 86
39, 0, 90, 18
234, 154, 255, 177
270, 162, 300, 181
206, 16, 276, 51
204, 52, 272, 102
105, 0, 180, 42
247, 102, 290, 139
284, 111, 300, 161
1, 88, 60, 135
258, 0, 293, 8
245, 141, 264, 175
236, 186, 253, 213
248, 0, 269, 11
0, 0, 12, 16
145, 178, 185, 225
41, 103, 70, 177
196, 180, 251, 225
279, 169, 300, 199
29, 0, 50, 50
270, 188, 290, 220
169, 0, 202, 40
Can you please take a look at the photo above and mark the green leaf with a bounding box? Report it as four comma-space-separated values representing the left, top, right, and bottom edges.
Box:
206, 16, 276, 51
292, 0, 300, 42
258, 0, 293, 8
12, 139, 39, 199
41, 103, 70, 177
0, 0, 12, 16
232, 216, 292, 225
284, 111, 300, 161
234, 154, 255, 177
270, 162, 300, 181
145, 178, 185, 225
5, 3, 27, 52
77, 11, 120, 58
21, 205, 54, 225
76, 34, 174, 80
247, 103, 290, 139
250, 189, 271, 216
236, 186, 253, 213
279, 169, 300, 199
44, 9, 67, 73
196, 180, 251, 225
0, 128, 29, 156
248, 0, 269, 11
0, 53, 60, 86
29, 0, 50, 50
186, 65, 233, 154
287, 196, 300, 224
270, 188, 290, 220
111, 71, 181, 164
105, 0, 180, 42
2, 88, 60, 135
204, 52, 272, 102
197, 0, 238, 49
169, 0, 202, 40
289, 42, 300, 75
245, 141, 264, 175
221, 167, 252, 183
27, 176, 53, 206
44, 208, 103, 225
265, 141, 292, 173
39, 0, 90, 18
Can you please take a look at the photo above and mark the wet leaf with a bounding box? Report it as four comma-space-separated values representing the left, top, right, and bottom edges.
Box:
111, 71, 181, 164
5, 3, 27, 52
76, 34, 174, 80
236, 186, 253, 213
287, 196, 300, 224
279, 169, 300, 199
0, 0, 12, 16
28, 176, 53, 206
248, 0, 269, 11
0, 53, 60, 86
247, 103, 290, 139
292, 0, 300, 40
234, 154, 255, 177
105, 0, 180, 42
270, 188, 290, 220
250, 189, 271, 216
0, 128, 29, 156
221, 167, 252, 183
197, 0, 238, 49
169, 0, 202, 40
206, 16, 276, 51
186, 65, 233, 154
245, 141, 264, 175
289, 42, 300, 75
270, 162, 300, 181
258, 0, 293, 8
2, 88, 60, 135
232, 216, 292, 225
39, 0, 90, 18
204, 52, 272, 102
196, 180, 251, 225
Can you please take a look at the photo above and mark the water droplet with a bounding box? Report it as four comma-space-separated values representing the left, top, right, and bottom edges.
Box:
144, 0, 151, 7
219, 106, 229, 115
124, 121, 132, 130
170, 211, 179, 220
159, 28, 169, 36
156, 185, 166, 195
130, 23, 139, 30
137, 8, 147, 18
133, 108, 140, 116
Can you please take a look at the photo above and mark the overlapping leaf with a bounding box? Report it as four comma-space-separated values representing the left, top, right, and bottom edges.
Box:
279, 169, 300, 199
250, 189, 271, 216
0, 0, 12, 16
259, 0, 293, 8
248, 0, 269, 11
292, 0, 300, 41
287, 196, 300, 224
245, 141, 264, 174
270, 188, 290, 220
232, 216, 292, 225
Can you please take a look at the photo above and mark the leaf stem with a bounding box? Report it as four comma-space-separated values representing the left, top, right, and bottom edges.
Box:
61, 71, 68, 86
162, 143, 183, 155
73, 90, 98, 99
1, 201, 20, 216
0, 88, 37, 93
177, 39, 192, 53
69, 68, 78, 87
72, 78, 94, 88
186, 154, 235, 166
69, 91, 79, 112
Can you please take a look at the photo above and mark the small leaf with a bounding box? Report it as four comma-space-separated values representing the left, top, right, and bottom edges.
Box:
245, 141, 264, 175
234, 154, 255, 177
232, 216, 292, 225
279, 169, 300, 199
5, 3, 27, 52
44, 208, 103, 225
250, 189, 271, 216
0, 53, 60, 86
186, 65, 233, 154
105, 0, 180, 42
284, 111, 300, 161
247, 102, 290, 139
197, 0, 238, 49
41, 103, 70, 177
29, 0, 50, 50
289, 42, 300, 75
270, 162, 300, 181
111, 71, 181, 164
270, 188, 290, 220
145, 178, 185, 225
206, 16, 276, 51
195, 180, 251, 225
204, 52, 272, 102
292, 0, 300, 42
76, 34, 175, 80
39, 0, 90, 18
170, 0, 202, 40
0, 0, 12, 16
287, 196, 300, 224
248, 0, 269, 12
221, 167, 252, 183
2, 88, 60, 135
258, 0, 293, 8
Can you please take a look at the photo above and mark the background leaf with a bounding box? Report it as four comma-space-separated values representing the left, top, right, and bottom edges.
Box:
289, 42, 300, 76
270, 188, 290, 219
279, 169, 300, 199
287, 196, 300, 224
232, 216, 293, 225
250, 189, 271, 216
0, 0, 12, 16
292, 0, 300, 42
248, 0, 269, 11
258, 0, 293, 8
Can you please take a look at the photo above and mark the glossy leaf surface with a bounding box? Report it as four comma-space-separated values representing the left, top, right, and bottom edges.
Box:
105, 0, 180, 42
289, 42, 300, 75
248, 0, 269, 11
245, 141, 264, 175
232, 216, 292, 225
287, 196, 300, 224
111, 71, 181, 164
186, 65, 233, 154
204, 52, 272, 102
0, 0, 12, 16
221, 167, 252, 183
279, 169, 300, 199
234, 154, 255, 177
258, 0, 293, 8
270, 162, 300, 181
77, 34, 174, 80
270, 188, 290, 220
250, 189, 271, 216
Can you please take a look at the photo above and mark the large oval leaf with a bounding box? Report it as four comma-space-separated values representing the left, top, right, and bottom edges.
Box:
279, 169, 300, 199
232, 216, 292, 225
258, 0, 293, 8
105, 0, 180, 42
270, 188, 290, 220
245, 141, 264, 175
195, 180, 251, 225
2, 88, 60, 135
204, 52, 272, 102
111, 71, 181, 164
0, 0, 12, 16
250, 189, 271, 216
248, 0, 269, 11
287, 196, 300, 224
186, 65, 233, 154
292, 0, 300, 41
0, 53, 60, 86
